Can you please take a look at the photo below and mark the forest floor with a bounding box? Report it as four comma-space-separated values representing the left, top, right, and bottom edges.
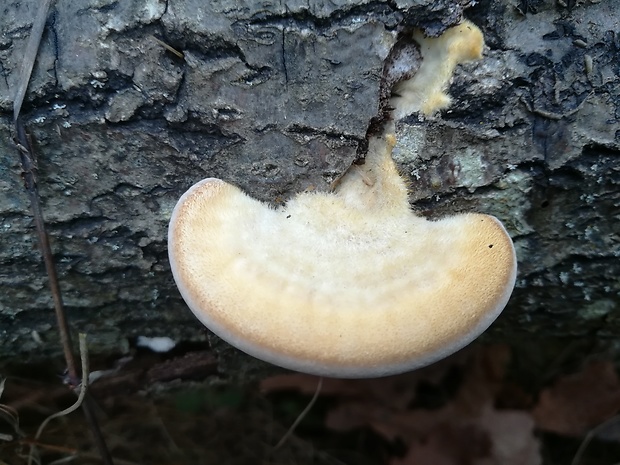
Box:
1, 342, 620, 465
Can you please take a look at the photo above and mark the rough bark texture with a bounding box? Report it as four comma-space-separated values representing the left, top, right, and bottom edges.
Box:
0, 0, 618, 375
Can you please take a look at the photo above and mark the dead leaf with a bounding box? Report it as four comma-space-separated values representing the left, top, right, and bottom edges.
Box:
532, 360, 620, 436
263, 345, 541, 465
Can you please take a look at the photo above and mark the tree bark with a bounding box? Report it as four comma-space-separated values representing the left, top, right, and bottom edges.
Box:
0, 0, 618, 375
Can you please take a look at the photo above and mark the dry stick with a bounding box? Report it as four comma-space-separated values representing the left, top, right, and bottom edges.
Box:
14, 99, 116, 465
14, 109, 116, 465
12, 3, 114, 465
0, 377, 24, 443
15, 122, 77, 376
273, 376, 323, 451
28, 335, 90, 465
571, 415, 620, 465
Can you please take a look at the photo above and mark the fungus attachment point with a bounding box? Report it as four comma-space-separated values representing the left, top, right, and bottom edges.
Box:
391, 19, 485, 118
168, 21, 517, 378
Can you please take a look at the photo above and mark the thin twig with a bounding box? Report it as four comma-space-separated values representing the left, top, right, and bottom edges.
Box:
0, 377, 24, 442
150, 35, 185, 59
0, 403, 20, 437
20, 438, 78, 455
273, 376, 323, 451
571, 414, 620, 465
519, 92, 593, 121
15, 119, 78, 378
12, 2, 114, 464
14, 118, 115, 465
46, 456, 78, 465
28, 334, 90, 465
38, 335, 89, 436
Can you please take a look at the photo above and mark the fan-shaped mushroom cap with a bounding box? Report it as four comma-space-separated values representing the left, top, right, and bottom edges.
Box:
168, 135, 516, 378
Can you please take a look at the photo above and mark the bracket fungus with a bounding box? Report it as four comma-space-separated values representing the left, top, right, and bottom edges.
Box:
168, 20, 517, 378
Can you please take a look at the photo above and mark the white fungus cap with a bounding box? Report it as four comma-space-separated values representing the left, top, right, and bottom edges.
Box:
168, 171, 516, 377
167, 20, 517, 378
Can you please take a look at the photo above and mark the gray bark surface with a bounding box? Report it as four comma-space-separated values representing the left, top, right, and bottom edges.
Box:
0, 0, 618, 373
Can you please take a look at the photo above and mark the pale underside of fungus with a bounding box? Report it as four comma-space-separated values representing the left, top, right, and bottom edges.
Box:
168, 20, 517, 378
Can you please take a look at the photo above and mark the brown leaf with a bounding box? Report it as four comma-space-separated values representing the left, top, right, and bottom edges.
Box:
263, 346, 541, 464
387, 404, 540, 465
260, 350, 468, 411
533, 360, 620, 436
323, 345, 540, 465
391, 423, 490, 465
